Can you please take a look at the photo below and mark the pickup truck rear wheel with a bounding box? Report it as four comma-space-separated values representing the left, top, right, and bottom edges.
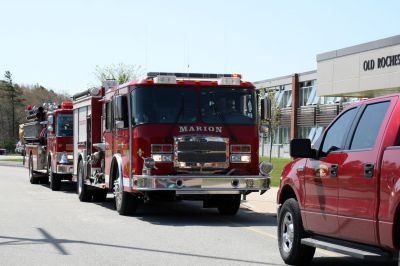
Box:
114, 180, 137, 215
278, 198, 315, 265
217, 194, 241, 215
28, 155, 38, 184
77, 161, 92, 202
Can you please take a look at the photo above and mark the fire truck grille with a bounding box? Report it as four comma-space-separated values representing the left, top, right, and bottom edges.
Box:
174, 136, 229, 171
177, 141, 226, 152
177, 152, 226, 163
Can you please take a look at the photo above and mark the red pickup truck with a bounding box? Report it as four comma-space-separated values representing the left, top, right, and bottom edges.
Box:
277, 94, 400, 265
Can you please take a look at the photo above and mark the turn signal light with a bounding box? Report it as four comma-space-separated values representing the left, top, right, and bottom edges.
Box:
151, 144, 173, 153
231, 145, 251, 153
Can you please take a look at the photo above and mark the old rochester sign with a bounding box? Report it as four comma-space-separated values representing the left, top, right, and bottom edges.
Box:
363, 53, 400, 71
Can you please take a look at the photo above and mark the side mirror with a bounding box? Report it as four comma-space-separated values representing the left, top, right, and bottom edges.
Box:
115, 120, 124, 129
259, 124, 269, 133
261, 96, 272, 121
47, 125, 54, 133
48, 115, 54, 125
290, 139, 315, 158
113, 95, 128, 128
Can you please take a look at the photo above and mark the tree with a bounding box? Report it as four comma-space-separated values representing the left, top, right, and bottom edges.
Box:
0, 71, 23, 139
260, 90, 281, 162
94, 63, 144, 85
0, 78, 70, 151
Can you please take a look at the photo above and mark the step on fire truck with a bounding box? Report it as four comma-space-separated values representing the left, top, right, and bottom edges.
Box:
72, 73, 272, 215
23, 102, 74, 190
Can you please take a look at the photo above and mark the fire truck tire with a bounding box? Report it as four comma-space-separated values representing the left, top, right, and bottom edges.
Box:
278, 198, 315, 265
28, 155, 39, 184
217, 194, 241, 215
92, 189, 108, 202
50, 172, 61, 191
115, 189, 137, 216
77, 160, 92, 202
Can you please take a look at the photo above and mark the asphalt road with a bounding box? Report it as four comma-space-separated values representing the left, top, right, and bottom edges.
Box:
0, 164, 396, 266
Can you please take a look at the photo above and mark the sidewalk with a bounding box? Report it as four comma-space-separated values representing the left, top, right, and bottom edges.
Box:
241, 187, 279, 215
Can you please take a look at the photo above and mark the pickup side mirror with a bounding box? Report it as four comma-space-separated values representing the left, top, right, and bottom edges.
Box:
290, 139, 315, 158
261, 96, 272, 121
113, 95, 129, 128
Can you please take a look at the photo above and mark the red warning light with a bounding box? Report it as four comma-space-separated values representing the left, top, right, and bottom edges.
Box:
61, 102, 73, 109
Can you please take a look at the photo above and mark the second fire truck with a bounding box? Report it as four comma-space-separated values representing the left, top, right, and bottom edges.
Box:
24, 102, 74, 190
72, 73, 272, 215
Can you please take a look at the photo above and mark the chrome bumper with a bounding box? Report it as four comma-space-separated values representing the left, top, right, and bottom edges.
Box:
56, 164, 74, 174
132, 175, 270, 194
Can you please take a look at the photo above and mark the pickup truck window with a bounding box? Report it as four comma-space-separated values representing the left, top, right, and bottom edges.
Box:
321, 108, 357, 154
350, 101, 390, 150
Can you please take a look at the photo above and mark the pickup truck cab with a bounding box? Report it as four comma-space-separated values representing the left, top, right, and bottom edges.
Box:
277, 94, 400, 265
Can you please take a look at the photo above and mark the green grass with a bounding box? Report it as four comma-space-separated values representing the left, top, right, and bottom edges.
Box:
1, 158, 23, 162
260, 157, 292, 187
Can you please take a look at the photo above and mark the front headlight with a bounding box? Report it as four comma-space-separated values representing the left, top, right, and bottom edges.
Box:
60, 153, 69, 164
230, 154, 251, 163
152, 154, 173, 162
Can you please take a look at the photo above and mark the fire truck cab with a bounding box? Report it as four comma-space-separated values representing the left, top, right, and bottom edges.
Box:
72, 73, 272, 215
24, 102, 74, 191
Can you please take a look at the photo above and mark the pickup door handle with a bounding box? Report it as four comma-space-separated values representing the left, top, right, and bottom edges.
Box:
330, 164, 338, 177
364, 163, 374, 178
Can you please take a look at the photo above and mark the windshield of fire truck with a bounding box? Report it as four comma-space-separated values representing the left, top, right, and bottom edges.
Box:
200, 88, 255, 124
56, 114, 73, 137
131, 86, 256, 125
131, 86, 197, 124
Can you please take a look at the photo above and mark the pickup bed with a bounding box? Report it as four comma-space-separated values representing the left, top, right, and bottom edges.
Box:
277, 94, 400, 265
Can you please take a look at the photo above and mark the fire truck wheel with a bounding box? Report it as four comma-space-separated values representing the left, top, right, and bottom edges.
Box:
50, 172, 61, 191
217, 194, 241, 215
114, 183, 137, 216
77, 160, 92, 202
278, 198, 315, 265
28, 155, 39, 184
92, 189, 108, 202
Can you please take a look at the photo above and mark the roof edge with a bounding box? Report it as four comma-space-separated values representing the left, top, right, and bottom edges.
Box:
317, 35, 400, 62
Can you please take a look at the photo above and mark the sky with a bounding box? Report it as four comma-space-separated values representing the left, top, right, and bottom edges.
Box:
1, 0, 399, 95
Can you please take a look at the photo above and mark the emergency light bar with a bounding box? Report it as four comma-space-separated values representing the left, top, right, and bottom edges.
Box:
147, 72, 242, 80
154, 75, 177, 84
218, 77, 241, 86
61, 102, 73, 109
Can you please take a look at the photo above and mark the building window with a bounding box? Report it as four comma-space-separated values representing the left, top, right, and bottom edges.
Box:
268, 84, 292, 109
278, 127, 291, 144
298, 126, 312, 139
281, 90, 292, 108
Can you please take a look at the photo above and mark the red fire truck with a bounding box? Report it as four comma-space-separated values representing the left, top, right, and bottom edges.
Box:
24, 102, 74, 191
72, 73, 272, 215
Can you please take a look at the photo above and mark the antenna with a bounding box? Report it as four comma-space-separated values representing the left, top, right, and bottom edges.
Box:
145, 24, 148, 72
